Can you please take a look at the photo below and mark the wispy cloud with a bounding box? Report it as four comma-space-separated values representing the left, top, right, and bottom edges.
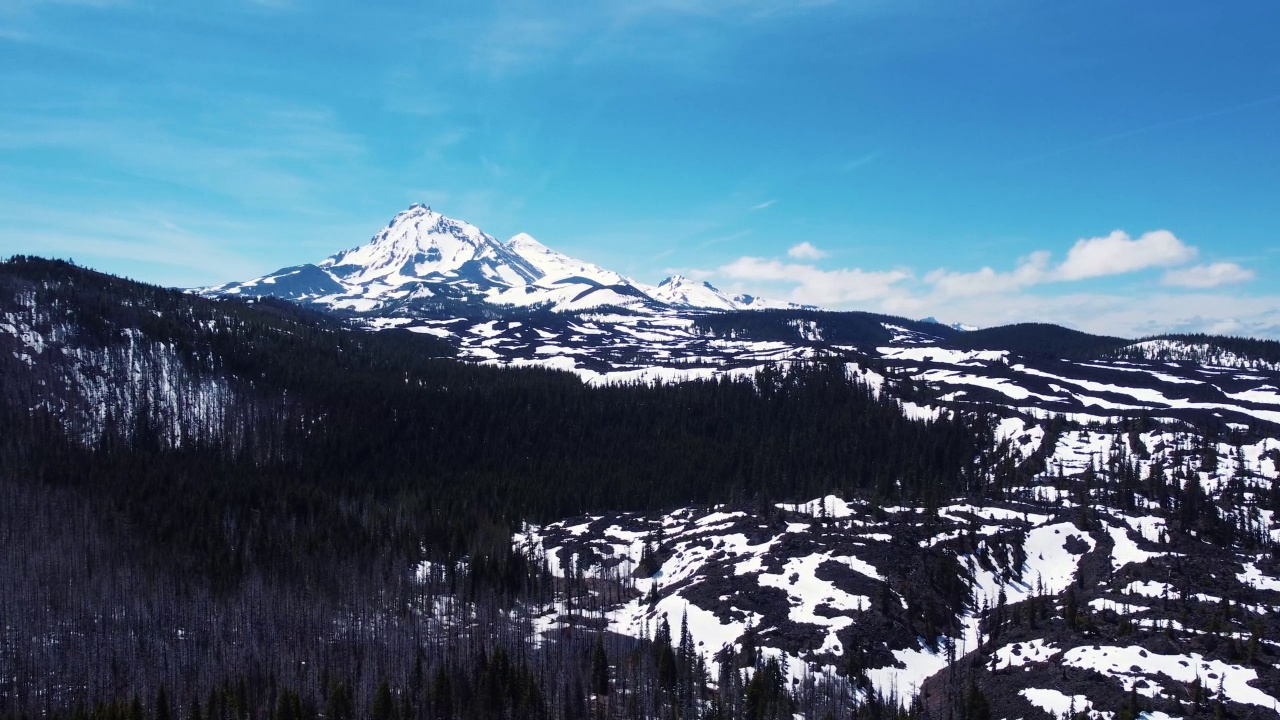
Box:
0, 91, 367, 208
467, 13, 575, 77
1162, 262, 1255, 289
8, 0, 130, 8
0, 204, 267, 287
0, 74, 384, 286
416, 0, 887, 79
1012, 93, 1280, 166
244, 0, 299, 10
751, 199, 776, 210
696, 229, 752, 250
838, 149, 885, 173
604, 0, 852, 25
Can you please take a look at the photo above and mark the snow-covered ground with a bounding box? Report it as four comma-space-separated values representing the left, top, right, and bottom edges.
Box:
1062, 645, 1279, 709
508, 416, 1280, 710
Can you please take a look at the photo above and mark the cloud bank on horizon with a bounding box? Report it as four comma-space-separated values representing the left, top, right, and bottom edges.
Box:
0, 0, 1277, 338
683, 228, 1274, 338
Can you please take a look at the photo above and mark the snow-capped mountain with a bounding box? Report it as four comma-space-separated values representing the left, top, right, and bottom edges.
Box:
202, 204, 791, 315
644, 275, 739, 310
503, 232, 628, 287
643, 274, 806, 311
316, 205, 545, 298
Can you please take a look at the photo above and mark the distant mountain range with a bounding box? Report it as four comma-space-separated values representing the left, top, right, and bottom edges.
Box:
194, 206, 1280, 425
201, 204, 808, 315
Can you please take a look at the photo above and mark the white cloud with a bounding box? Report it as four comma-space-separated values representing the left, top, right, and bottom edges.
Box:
786, 241, 826, 260
924, 251, 1051, 298
752, 199, 776, 210
921, 230, 1200, 299
697, 227, 1277, 338
1161, 262, 1255, 289
883, 290, 1280, 340
717, 256, 909, 305
1054, 229, 1195, 280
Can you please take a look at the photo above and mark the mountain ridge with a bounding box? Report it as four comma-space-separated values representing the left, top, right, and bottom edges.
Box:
201, 204, 799, 315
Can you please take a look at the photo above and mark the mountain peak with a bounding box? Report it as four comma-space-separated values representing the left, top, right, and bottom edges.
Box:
659, 274, 712, 289
318, 205, 520, 287
383, 203, 449, 229
506, 232, 543, 249
650, 274, 741, 310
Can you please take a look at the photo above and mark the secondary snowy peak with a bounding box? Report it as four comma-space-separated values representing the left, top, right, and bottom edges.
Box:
503, 233, 629, 287
647, 275, 739, 310
648, 274, 801, 311
728, 292, 806, 311
922, 316, 978, 332
320, 204, 540, 288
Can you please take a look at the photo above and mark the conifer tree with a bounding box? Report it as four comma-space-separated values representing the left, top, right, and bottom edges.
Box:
590, 636, 610, 698
154, 687, 171, 720
371, 680, 395, 720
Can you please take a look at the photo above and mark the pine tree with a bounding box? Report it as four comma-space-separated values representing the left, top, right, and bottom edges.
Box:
154, 687, 171, 720
128, 697, 145, 720
655, 617, 678, 692
371, 680, 395, 720
274, 692, 295, 720
590, 635, 610, 697
326, 683, 353, 720
430, 669, 452, 720
961, 676, 990, 720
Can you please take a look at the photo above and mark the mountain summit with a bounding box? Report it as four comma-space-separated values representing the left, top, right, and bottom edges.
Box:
201, 205, 793, 315
320, 204, 540, 288
645, 274, 805, 311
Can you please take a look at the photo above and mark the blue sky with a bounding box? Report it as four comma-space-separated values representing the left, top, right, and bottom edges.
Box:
2, 0, 1278, 337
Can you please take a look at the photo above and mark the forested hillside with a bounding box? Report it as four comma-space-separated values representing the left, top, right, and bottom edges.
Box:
0, 257, 1014, 720
1111, 334, 1280, 370
690, 309, 956, 346
5, 257, 1280, 720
